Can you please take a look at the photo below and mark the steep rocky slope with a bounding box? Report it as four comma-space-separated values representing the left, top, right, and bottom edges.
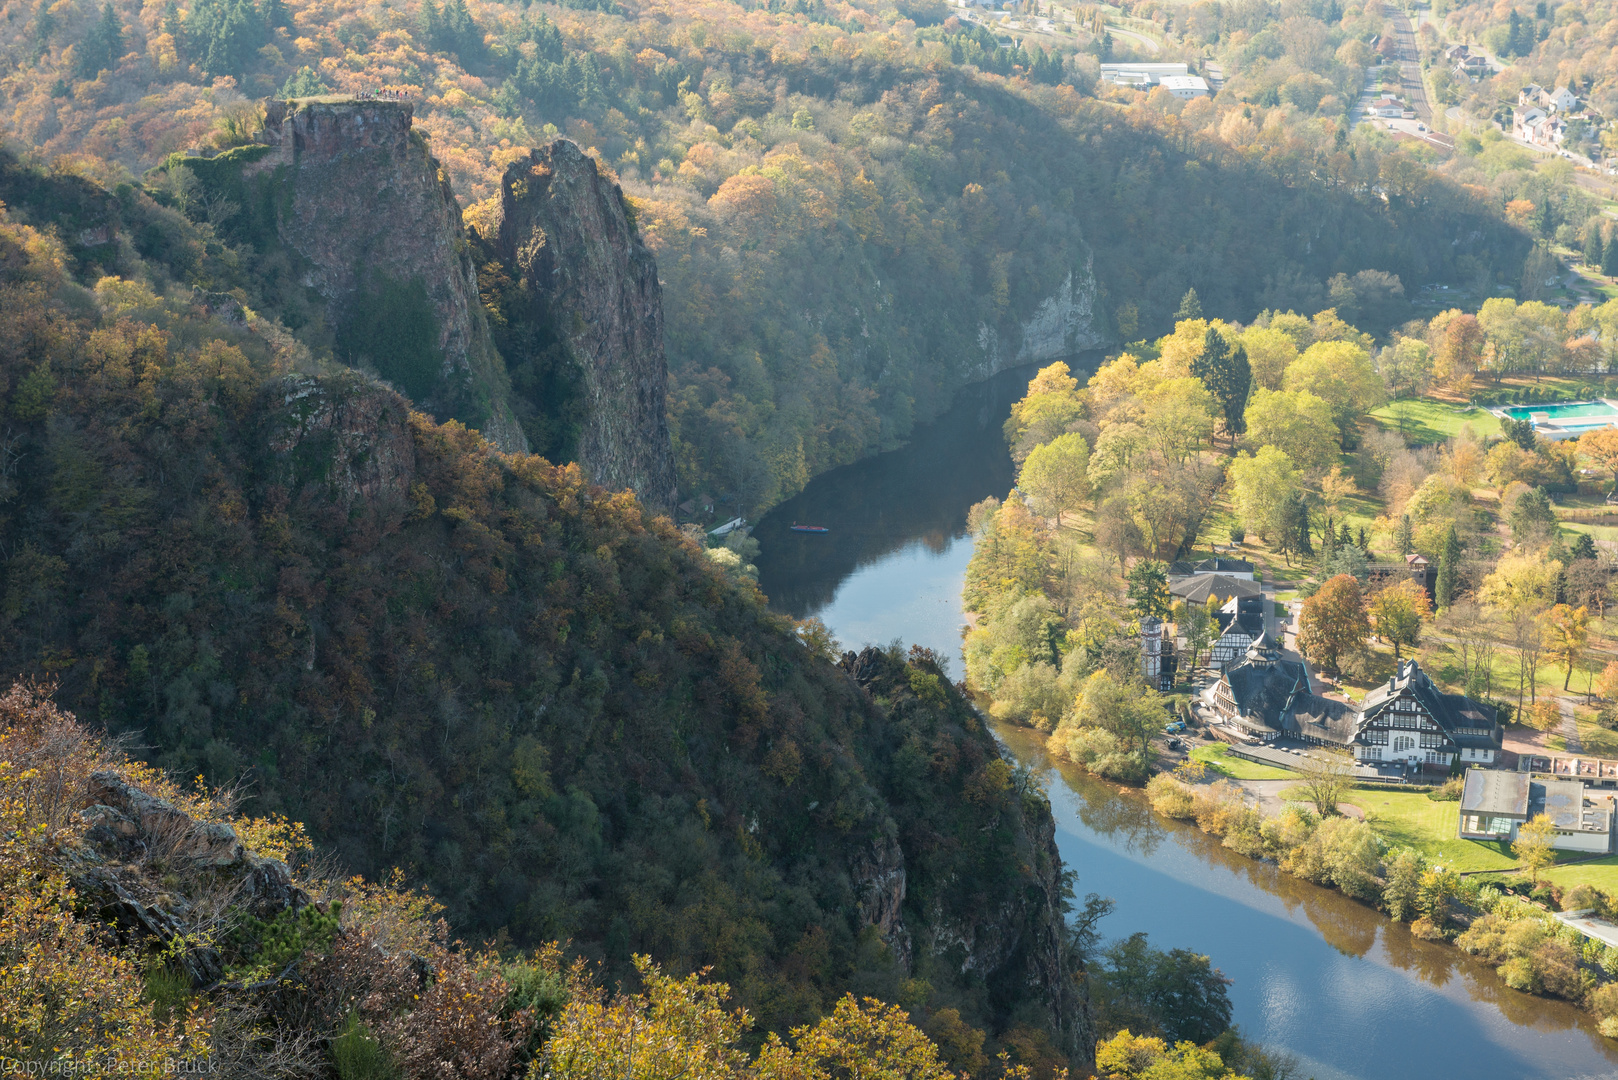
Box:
0, 158, 1088, 1067
169, 102, 682, 511
201, 98, 528, 453
485, 139, 679, 511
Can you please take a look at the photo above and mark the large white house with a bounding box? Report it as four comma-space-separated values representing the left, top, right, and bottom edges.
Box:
1210, 646, 1502, 770
1099, 62, 1190, 88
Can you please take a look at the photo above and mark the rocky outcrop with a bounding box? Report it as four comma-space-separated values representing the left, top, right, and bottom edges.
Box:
245, 99, 528, 454
259, 373, 417, 508
71, 770, 311, 989
975, 251, 1110, 377
841, 646, 1092, 1063
493, 140, 678, 511
852, 832, 912, 968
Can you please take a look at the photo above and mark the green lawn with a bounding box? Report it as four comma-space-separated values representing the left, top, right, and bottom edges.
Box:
1191, 743, 1298, 781
1353, 788, 1618, 882
1369, 399, 1500, 444
1542, 856, 1618, 891
1352, 788, 1525, 872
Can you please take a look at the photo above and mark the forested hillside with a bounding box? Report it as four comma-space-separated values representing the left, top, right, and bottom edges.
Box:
0, 151, 1084, 1069
0, 0, 1527, 511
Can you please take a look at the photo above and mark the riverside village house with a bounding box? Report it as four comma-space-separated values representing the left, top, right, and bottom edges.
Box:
1209, 639, 1503, 770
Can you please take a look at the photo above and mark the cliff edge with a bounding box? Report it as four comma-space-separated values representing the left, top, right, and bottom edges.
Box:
493, 139, 678, 512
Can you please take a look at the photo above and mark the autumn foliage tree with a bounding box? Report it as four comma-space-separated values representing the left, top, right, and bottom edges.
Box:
1299, 574, 1371, 674
1368, 579, 1431, 660
1541, 604, 1591, 692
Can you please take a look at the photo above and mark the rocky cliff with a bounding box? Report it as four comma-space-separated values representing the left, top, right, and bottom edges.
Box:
841, 646, 1091, 1063
491, 140, 679, 512
180, 99, 529, 454
974, 250, 1111, 378
251, 99, 527, 453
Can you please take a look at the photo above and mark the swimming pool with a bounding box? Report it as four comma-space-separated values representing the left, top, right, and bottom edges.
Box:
1500, 401, 1618, 421
1493, 399, 1618, 439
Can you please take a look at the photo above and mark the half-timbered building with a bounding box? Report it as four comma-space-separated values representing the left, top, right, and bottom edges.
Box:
1207, 648, 1502, 768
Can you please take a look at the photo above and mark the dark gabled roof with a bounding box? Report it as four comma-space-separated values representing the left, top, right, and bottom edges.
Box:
1285, 694, 1358, 745
1171, 574, 1263, 604
1167, 561, 1196, 578
1222, 658, 1307, 734
1362, 659, 1498, 740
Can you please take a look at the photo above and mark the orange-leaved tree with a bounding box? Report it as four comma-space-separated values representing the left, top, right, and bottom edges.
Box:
1299, 574, 1371, 675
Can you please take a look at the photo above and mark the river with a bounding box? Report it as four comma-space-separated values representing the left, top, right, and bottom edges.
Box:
754, 364, 1618, 1080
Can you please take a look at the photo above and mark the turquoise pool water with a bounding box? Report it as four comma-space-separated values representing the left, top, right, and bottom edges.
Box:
1501, 400, 1618, 421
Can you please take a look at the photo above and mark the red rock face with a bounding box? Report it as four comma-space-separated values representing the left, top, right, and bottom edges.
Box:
495, 139, 678, 512
251, 99, 528, 455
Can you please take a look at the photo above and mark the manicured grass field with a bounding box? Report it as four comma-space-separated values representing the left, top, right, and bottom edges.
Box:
1352, 788, 1525, 872
1191, 743, 1298, 781
1369, 399, 1500, 444
1541, 856, 1618, 891
1353, 788, 1618, 884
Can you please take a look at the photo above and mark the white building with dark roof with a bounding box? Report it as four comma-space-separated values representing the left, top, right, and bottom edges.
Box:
1209, 653, 1501, 769
1207, 595, 1266, 671
1168, 557, 1254, 581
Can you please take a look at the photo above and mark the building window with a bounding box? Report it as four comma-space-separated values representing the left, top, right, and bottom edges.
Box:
1393, 735, 1415, 754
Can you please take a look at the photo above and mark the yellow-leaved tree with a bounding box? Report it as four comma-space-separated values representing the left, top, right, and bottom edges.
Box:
537, 955, 968, 1080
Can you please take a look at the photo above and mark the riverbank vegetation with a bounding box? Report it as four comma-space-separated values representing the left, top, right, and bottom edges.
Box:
1146, 768, 1618, 1033
957, 282, 1618, 1036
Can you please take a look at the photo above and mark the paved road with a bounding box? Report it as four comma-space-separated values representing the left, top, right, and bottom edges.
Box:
1105, 23, 1162, 54
1385, 3, 1433, 122
1560, 696, 1583, 754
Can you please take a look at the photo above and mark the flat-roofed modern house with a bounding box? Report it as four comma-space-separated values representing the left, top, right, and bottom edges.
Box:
1537, 778, 1615, 853
1458, 769, 1529, 839
1458, 769, 1616, 853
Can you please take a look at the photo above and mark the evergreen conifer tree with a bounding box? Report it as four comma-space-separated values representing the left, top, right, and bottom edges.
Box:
1435, 524, 1460, 608
1587, 224, 1605, 271
1191, 326, 1252, 438
1603, 234, 1618, 278
74, 2, 122, 78
1176, 288, 1202, 322
1394, 513, 1414, 556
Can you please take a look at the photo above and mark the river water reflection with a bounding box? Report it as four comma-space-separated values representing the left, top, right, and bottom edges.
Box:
754, 365, 1618, 1079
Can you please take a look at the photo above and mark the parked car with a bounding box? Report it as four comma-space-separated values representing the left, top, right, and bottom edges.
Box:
1167, 738, 1186, 751
1165, 720, 1186, 733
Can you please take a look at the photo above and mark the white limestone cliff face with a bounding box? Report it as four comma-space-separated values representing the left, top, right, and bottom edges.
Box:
974, 251, 1110, 377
